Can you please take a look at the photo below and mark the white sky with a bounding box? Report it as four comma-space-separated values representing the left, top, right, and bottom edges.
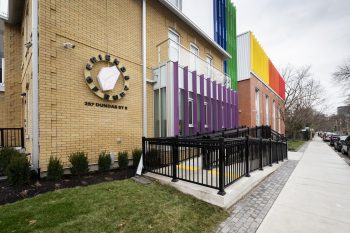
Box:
0, 0, 8, 19
233, 0, 350, 114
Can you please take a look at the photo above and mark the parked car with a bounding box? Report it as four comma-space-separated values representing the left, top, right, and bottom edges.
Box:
330, 135, 340, 146
323, 132, 333, 142
334, 136, 347, 152
341, 136, 350, 155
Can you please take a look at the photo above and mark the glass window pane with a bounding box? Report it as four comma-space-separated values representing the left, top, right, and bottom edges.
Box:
161, 88, 167, 137
154, 90, 160, 137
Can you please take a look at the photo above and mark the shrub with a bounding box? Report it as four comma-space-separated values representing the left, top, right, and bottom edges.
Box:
69, 152, 89, 176
47, 156, 64, 181
0, 148, 21, 174
98, 151, 112, 172
117, 151, 129, 169
6, 155, 31, 186
132, 149, 142, 167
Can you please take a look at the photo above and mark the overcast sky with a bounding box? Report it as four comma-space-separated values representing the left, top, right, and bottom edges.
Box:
233, 0, 350, 114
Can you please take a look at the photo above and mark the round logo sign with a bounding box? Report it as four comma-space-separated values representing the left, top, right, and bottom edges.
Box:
84, 54, 129, 101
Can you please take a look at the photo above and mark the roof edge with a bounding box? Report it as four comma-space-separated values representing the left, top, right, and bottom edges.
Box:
158, 0, 232, 60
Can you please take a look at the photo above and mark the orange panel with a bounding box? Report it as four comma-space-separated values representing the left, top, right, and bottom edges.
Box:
268, 60, 279, 93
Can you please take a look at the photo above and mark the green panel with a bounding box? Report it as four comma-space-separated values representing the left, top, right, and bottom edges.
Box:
225, 0, 238, 91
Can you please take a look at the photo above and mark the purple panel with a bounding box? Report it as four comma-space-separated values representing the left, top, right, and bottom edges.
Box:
207, 78, 211, 132
192, 71, 198, 134
173, 62, 179, 136
231, 90, 234, 128
227, 88, 231, 129
184, 67, 189, 136
200, 75, 205, 133
218, 84, 222, 130
235, 92, 239, 128
223, 86, 226, 129
212, 81, 217, 131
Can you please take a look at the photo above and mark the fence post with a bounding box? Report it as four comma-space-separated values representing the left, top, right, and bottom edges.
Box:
21, 128, 25, 148
276, 141, 279, 164
269, 138, 273, 166
245, 135, 251, 177
286, 140, 288, 160
259, 138, 263, 170
0, 129, 3, 148
247, 127, 250, 137
218, 137, 226, 195
256, 126, 258, 138
172, 136, 179, 182
142, 137, 146, 173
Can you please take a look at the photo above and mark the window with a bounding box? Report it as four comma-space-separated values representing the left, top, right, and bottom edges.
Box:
278, 107, 281, 133
222, 104, 225, 128
255, 89, 260, 126
206, 55, 213, 78
167, 0, 182, 10
189, 93, 194, 127
0, 58, 4, 91
189, 43, 199, 71
204, 102, 208, 128
273, 100, 276, 130
168, 29, 180, 62
265, 95, 269, 125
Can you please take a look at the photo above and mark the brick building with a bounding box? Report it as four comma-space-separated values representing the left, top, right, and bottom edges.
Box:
237, 32, 285, 134
0, 0, 238, 172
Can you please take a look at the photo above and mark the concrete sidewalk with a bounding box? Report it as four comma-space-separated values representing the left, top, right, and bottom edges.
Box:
257, 137, 350, 233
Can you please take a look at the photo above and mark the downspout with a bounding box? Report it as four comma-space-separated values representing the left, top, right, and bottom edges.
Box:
142, 0, 147, 137
32, 0, 40, 173
137, 0, 147, 175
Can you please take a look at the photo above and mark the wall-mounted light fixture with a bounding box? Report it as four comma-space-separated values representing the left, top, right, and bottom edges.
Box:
63, 42, 75, 49
24, 41, 32, 49
20, 92, 27, 98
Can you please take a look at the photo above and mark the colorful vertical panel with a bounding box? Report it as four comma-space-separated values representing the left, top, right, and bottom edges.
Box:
279, 77, 285, 100
226, 0, 238, 91
250, 33, 269, 85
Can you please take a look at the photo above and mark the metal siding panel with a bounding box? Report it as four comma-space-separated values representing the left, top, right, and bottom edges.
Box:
250, 33, 269, 85
237, 32, 251, 81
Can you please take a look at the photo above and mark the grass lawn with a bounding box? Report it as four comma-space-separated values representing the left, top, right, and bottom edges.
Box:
0, 179, 228, 233
288, 140, 305, 151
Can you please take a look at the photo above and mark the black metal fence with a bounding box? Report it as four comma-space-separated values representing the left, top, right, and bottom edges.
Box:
0, 128, 25, 148
188, 125, 284, 141
142, 135, 287, 195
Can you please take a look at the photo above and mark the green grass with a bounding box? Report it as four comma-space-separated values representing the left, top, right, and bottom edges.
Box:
288, 140, 305, 151
0, 180, 228, 233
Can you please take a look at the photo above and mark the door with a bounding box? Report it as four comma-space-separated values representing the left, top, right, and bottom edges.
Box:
255, 89, 260, 126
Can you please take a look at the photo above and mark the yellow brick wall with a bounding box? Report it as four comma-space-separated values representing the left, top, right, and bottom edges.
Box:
0, 23, 23, 129
2, 0, 227, 171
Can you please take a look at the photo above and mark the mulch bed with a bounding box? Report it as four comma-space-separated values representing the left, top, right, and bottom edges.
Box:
0, 167, 137, 206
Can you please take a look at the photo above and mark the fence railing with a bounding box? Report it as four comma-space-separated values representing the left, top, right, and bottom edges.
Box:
0, 128, 25, 148
187, 125, 284, 141
142, 135, 287, 195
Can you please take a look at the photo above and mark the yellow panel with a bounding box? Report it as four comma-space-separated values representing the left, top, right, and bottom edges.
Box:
250, 33, 269, 85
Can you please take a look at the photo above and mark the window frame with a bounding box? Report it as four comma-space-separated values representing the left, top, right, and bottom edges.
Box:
189, 43, 199, 72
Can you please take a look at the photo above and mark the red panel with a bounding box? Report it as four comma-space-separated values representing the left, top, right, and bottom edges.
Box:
279, 77, 285, 100
268, 60, 279, 93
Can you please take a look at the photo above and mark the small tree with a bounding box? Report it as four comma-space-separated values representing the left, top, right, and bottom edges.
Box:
47, 156, 64, 181
98, 151, 112, 172
118, 151, 129, 170
132, 149, 142, 167
69, 152, 89, 176
6, 155, 31, 186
